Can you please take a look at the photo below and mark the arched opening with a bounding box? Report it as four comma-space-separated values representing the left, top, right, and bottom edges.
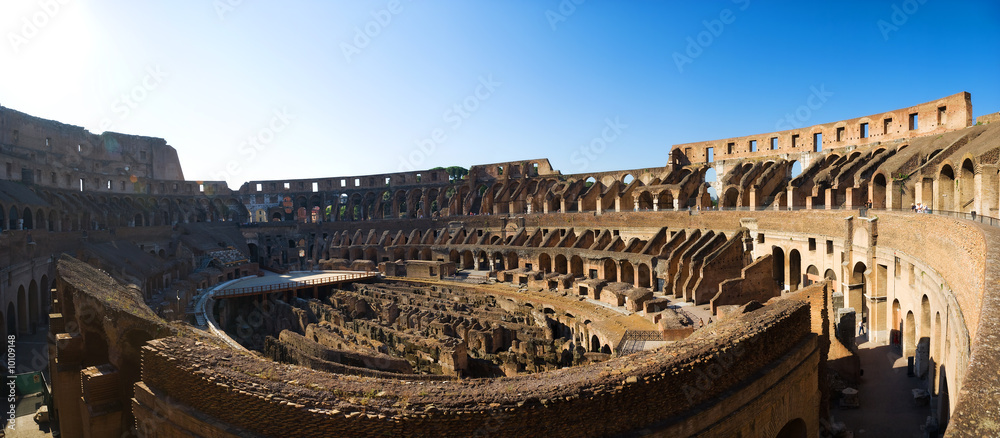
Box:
788, 249, 801, 291
570, 256, 584, 277
22, 207, 33, 230
772, 246, 785, 290
938, 164, 955, 211
590, 335, 600, 352
637, 263, 651, 288
538, 253, 551, 273
461, 251, 474, 269
892, 299, 902, 347
959, 158, 975, 213
8, 206, 17, 230
602, 259, 617, 282
622, 174, 634, 185
722, 187, 740, 208
805, 265, 819, 287
506, 252, 519, 270
775, 418, 808, 438
872, 173, 888, 209
637, 192, 653, 210
620, 260, 634, 286
657, 190, 675, 211
554, 254, 568, 274
904, 311, 916, 359
790, 161, 803, 178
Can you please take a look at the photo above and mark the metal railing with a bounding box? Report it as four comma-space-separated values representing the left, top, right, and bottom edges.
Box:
214, 272, 376, 298
615, 330, 665, 355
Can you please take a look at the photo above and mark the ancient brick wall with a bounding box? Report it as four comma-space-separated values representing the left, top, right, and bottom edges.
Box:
135, 299, 813, 437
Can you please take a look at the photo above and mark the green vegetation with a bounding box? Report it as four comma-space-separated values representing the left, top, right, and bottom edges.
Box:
431, 166, 468, 183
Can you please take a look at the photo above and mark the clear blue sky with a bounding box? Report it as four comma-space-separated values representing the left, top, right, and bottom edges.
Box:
1, 1, 998, 189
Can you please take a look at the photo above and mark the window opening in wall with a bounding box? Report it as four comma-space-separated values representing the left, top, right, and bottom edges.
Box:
385, 177, 391, 186
312, 182, 319, 192
909, 113, 919, 130
79, 178, 84, 191
808, 238, 816, 251
45, 137, 50, 147
299, 181, 305, 189
589, 269, 598, 279
750, 140, 757, 152
684, 147, 692, 158
354, 178, 360, 187
199, 184, 205, 193
757, 233, 765, 244
894, 256, 901, 277
770, 137, 778, 150
860, 123, 869, 138
270, 182, 276, 190
561, 229, 566, 237
836, 127, 845, 142
256, 183, 263, 192
826, 240, 834, 254
78, 144, 82, 152
883, 118, 892, 135
706, 147, 714, 162
173, 183, 179, 191
50, 172, 56, 184
283, 182, 290, 190
497, 166, 503, 176
813, 133, 822, 152
416, 173, 422, 182
107, 180, 112, 190
791, 134, 799, 148
12, 130, 19, 144
937, 106, 947, 125
478, 230, 483, 236
533, 163, 539, 175
340, 179, 346, 187
121, 181, 125, 190
726, 142, 734, 154
612, 230, 619, 236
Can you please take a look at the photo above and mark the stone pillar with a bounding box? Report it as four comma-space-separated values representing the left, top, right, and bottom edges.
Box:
52, 332, 85, 438
634, 199, 639, 212
79, 365, 124, 437
652, 198, 659, 211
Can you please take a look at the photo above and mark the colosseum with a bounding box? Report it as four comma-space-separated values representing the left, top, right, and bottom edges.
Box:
1, 91, 998, 437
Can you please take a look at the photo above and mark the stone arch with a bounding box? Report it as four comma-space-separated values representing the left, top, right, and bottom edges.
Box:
22, 206, 32, 229
959, 158, 975, 213
620, 260, 634, 285
48, 209, 58, 231
722, 187, 740, 208
570, 255, 583, 277
637, 191, 653, 210
937, 163, 955, 211
554, 254, 568, 274
772, 246, 785, 290
505, 252, 519, 270
904, 310, 916, 359
637, 263, 651, 288
788, 249, 801, 291
602, 259, 617, 282
892, 299, 902, 346
872, 172, 888, 209
538, 253, 551, 273
460, 250, 474, 269
657, 190, 674, 211
775, 418, 808, 438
